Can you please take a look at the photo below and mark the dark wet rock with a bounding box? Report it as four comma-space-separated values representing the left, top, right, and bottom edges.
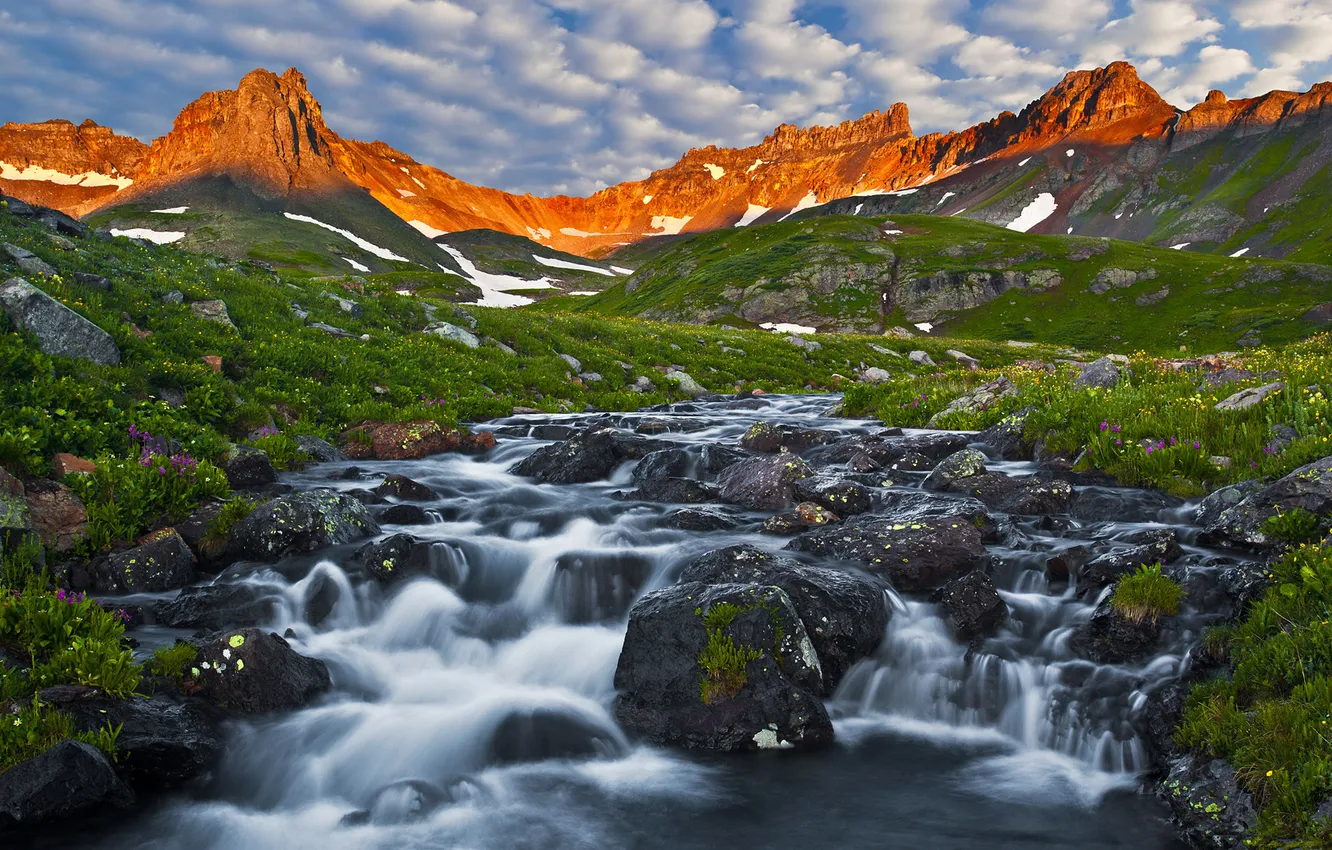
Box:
947, 473, 1076, 515
380, 504, 431, 525
702, 444, 750, 473
787, 515, 989, 592
619, 477, 717, 504
664, 507, 741, 531
898, 432, 972, 460
1199, 368, 1256, 390
1217, 561, 1269, 618
1136, 679, 1189, 763
633, 448, 692, 482
0, 740, 132, 831
874, 489, 994, 530
189, 628, 330, 713
41, 687, 223, 789
302, 571, 340, 627
1203, 456, 1332, 548
329, 466, 366, 481
374, 474, 436, 502
761, 502, 840, 536
1079, 531, 1183, 595
739, 421, 839, 454
791, 474, 871, 515
1158, 755, 1257, 849
222, 446, 278, 490
1073, 356, 1122, 390
552, 551, 654, 623
512, 425, 665, 484
489, 709, 623, 764
717, 452, 815, 510
0, 277, 120, 366
1195, 480, 1264, 529
155, 583, 278, 631
530, 424, 577, 441
296, 435, 347, 463
974, 406, 1036, 460
356, 533, 433, 584
613, 582, 833, 751
346, 488, 388, 506
1068, 602, 1162, 664
229, 490, 379, 562
172, 500, 231, 571
939, 571, 1008, 640
1070, 487, 1181, 524
95, 529, 196, 593
924, 449, 989, 491
678, 545, 887, 692
35, 208, 86, 238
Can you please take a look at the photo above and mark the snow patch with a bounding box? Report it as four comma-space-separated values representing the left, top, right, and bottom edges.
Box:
746, 159, 765, 174
734, 204, 769, 227
283, 213, 411, 262
610, 266, 633, 276
0, 160, 133, 189
703, 163, 725, 180
1006, 193, 1058, 233
567, 291, 599, 296
915, 322, 935, 333
409, 220, 447, 239
936, 192, 956, 206
883, 229, 904, 236
343, 257, 370, 272
642, 195, 653, 204
110, 228, 184, 244
1230, 248, 1250, 258
760, 322, 816, 335
650, 215, 692, 235
399, 167, 410, 174
152, 206, 189, 214
532, 254, 616, 277
439, 244, 554, 308
853, 203, 864, 215
412, 177, 425, 189
559, 228, 592, 238
1170, 243, 1190, 250
526, 227, 552, 242
1066, 227, 1073, 234
950, 208, 968, 216
1114, 213, 1123, 220
1066, 149, 1075, 157
1018, 157, 1032, 167
779, 191, 820, 221
397, 189, 415, 198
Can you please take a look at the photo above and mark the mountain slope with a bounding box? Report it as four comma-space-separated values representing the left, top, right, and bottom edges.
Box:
3, 64, 1331, 264
577, 214, 1332, 352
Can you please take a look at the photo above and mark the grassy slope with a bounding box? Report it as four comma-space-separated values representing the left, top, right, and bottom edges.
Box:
575, 214, 1332, 353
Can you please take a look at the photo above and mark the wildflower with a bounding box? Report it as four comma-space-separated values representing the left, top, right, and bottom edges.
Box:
1100, 421, 1109, 432
1193, 441, 1201, 450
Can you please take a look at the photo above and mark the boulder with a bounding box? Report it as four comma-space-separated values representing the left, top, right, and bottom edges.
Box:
222, 446, 278, 490
620, 477, 716, 504
664, 507, 741, 531
72, 272, 111, 291
974, 407, 1036, 460
946, 349, 980, 370
0, 741, 132, 830
425, 322, 480, 348
923, 449, 988, 490
717, 453, 815, 510
355, 533, 433, 584
791, 474, 871, 515
340, 421, 495, 461
1195, 480, 1263, 529
374, 474, 436, 502
512, 425, 664, 484
380, 503, 431, 525
1, 243, 57, 278
23, 478, 87, 552
1199, 368, 1256, 390
1073, 356, 1121, 390
664, 370, 707, 397
1215, 382, 1284, 411
1158, 755, 1258, 849
557, 353, 582, 372
489, 708, 624, 764
1068, 601, 1162, 664
632, 448, 692, 482
1078, 531, 1182, 594
739, 421, 839, 454
926, 378, 1017, 427
41, 687, 223, 789
96, 529, 196, 593
229, 490, 379, 562
0, 278, 120, 365
188, 629, 331, 713
35, 209, 86, 238
1204, 456, 1332, 548
324, 293, 363, 318
613, 582, 833, 751
946, 473, 1075, 516
189, 300, 235, 329
678, 545, 887, 691
860, 367, 892, 384
908, 350, 935, 366
787, 515, 988, 592
155, 583, 278, 631
762, 503, 839, 535
939, 570, 1008, 640
295, 435, 346, 463
51, 453, 95, 478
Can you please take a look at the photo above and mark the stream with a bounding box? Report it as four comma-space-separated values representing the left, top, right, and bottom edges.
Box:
76, 394, 1227, 849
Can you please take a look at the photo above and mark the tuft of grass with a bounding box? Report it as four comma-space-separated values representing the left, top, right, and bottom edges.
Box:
204, 496, 255, 548
697, 602, 763, 705
145, 641, 200, 681
1111, 564, 1183, 624
0, 695, 120, 772
1263, 507, 1323, 546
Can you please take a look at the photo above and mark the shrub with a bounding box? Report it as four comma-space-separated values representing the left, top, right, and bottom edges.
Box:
247, 431, 307, 471
0, 584, 140, 698
0, 695, 120, 772
1263, 508, 1323, 546
204, 496, 255, 548
145, 641, 199, 681
1110, 564, 1183, 624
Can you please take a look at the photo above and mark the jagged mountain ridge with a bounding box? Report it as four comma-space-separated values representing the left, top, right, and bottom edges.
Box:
2, 63, 1331, 260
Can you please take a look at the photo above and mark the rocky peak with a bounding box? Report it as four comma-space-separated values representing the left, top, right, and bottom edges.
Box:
1204, 90, 1228, 105
1013, 61, 1174, 140
759, 103, 913, 156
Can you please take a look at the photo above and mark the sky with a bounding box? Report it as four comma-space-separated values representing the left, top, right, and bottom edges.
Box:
2, 0, 1330, 197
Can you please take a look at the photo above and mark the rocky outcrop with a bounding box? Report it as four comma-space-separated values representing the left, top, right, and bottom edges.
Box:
229, 490, 379, 561
513, 425, 664, 484
187, 629, 331, 714
717, 453, 815, 510
1203, 456, 1332, 548
0, 278, 120, 366
93, 529, 196, 593
1158, 755, 1258, 848
341, 421, 496, 461
787, 515, 989, 592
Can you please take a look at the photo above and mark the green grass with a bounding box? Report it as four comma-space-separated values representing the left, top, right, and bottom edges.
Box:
1110, 564, 1182, 623
696, 602, 762, 705
574, 214, 1329, 352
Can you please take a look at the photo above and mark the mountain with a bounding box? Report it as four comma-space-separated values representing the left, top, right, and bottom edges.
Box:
2, 63, 1331, 265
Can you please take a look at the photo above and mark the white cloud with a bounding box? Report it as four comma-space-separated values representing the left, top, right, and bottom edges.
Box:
1163, 45, 1256, 105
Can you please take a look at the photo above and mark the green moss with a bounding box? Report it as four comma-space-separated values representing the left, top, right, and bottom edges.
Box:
696, 601, 763, 704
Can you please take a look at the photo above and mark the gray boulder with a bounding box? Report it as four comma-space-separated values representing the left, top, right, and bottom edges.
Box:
0, 278, 120, 365
923, 449, 988, 490
1073, 356, 1121, 390
664, 370, 707, 397
908, 350, 935, 366
1215, 382, 1284, 411
787, 515, 988, 592
0, 741, 132, 830
940, 570, 1008, 639
189, 300, 235, 329
717, 453, 815, 510
96, 530, 196, 593
1204, 456, 1332, 547
927, 378, 1017, 427
1, 242, 57, 278
229, 490, 379, 561
189, 629, 331, 714
425, 322, 480, 349
323, 292, 363, 318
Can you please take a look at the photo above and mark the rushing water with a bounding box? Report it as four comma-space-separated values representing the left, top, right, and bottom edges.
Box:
69, 395, 1230, 850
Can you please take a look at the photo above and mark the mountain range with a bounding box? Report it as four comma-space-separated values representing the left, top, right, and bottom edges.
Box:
3, 62, 1331, 267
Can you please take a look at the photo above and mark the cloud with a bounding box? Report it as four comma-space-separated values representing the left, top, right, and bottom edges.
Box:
1163, 45, 1257, 105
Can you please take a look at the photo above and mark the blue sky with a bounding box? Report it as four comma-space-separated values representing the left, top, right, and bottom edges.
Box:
2, 0, 1329, 196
